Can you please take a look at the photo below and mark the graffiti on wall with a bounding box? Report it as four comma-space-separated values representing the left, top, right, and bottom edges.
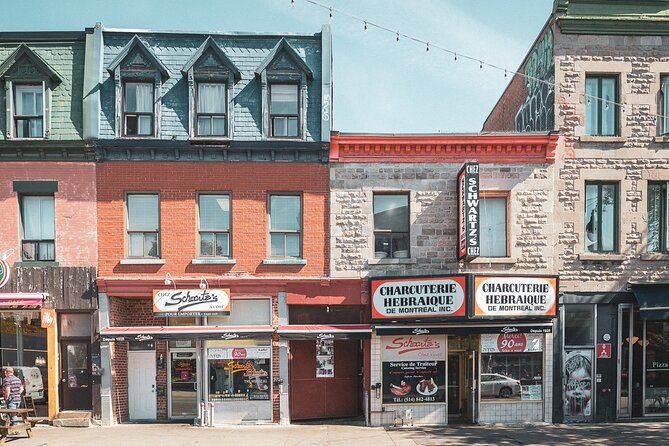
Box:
515, 28, 554, 132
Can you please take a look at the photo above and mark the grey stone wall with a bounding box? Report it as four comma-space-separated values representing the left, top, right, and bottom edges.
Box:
330, 162, 556, 278
553, 27, 669, 292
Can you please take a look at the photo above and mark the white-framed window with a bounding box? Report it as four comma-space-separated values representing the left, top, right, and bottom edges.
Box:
198, 194, 230, 257
373, 193, 410, 259
123, 82, 154, 136
480, 195, 508, 257
126, 194, 160, 258
14, 84, 44, 138
270, 84, 299, 137
20, 195, 55, 261
269, 194, 301, 258
585, 75, 618, 136
585, 182, 618, 253
196, 83, 226, 137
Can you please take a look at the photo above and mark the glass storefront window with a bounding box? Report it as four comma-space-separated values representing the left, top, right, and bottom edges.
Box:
645, 321, 669, 415
564, 305, 594, 346
206, 298, 271, 326
480, 334, 543, 401
60, 313, 91, 338
208, 346, 271, 402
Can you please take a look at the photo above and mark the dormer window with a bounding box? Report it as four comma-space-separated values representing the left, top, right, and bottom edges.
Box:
255, 38, 313, 140
196, 82, 226, 137
270, 84, 298, 137
14, 84, 44, 138
123, 82, 154, 136
107, 35, 169, 139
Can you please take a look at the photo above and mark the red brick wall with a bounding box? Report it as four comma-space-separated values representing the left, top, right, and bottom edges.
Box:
0, 162, 97, 267
481, 73, 527, 132
97, 162, 329, 277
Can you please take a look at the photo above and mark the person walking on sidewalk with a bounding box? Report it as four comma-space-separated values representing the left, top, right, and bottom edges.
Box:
2, 367, 24, 425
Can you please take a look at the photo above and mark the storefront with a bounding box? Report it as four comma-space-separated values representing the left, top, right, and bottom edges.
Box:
369, 274, 557, 426
560, 284, 669, 422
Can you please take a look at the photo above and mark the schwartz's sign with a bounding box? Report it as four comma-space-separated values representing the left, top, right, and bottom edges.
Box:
457, 162, 480, 261
153, 288, 231, 316
371, 276, 467, 321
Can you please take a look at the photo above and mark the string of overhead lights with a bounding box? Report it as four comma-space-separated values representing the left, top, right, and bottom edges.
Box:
292, 0, 669, 126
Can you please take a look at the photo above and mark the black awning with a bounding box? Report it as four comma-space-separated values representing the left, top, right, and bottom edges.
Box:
277, 325, 371, 340
630, 283, 669, 320
100, 325, 274, 342
374, 322, 553, 337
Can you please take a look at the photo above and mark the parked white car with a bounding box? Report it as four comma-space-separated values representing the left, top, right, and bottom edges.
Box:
14, 366, 45, 402
481, 373, 521, 398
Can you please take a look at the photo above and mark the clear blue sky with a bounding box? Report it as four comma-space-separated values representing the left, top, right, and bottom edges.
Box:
0, 0, 554, 133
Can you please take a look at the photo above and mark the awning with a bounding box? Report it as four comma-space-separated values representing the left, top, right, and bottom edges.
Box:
277, 324, 372, 340
0, 293, 45, 309
374, 322, 553, 336
100, 325, 274, 342
630, 283, 669, 320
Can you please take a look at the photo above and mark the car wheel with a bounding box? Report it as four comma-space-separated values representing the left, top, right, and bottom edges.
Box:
499, 387, 512, 398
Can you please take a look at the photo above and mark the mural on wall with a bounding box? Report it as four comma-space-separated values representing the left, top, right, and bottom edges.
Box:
515, 28, 554, 132
563, 349, 593, 421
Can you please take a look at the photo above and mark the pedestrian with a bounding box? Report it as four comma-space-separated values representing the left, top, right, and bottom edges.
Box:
2, 367, 24, 426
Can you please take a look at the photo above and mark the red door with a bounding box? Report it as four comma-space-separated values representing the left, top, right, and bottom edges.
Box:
289, 340, 360, 421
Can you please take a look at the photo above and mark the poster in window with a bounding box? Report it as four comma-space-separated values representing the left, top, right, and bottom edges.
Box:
316, 338, 334, 378
207, 347, 271, 402
564, 349, 593, 419
381, 335, 446, 404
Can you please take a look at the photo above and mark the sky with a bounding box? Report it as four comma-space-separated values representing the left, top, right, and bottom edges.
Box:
0, 0, 554, 133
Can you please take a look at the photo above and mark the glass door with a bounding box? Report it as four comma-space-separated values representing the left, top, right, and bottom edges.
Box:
447, 353, 462, 418
169, 350, 198, 419
465, 350, 478, 423
60, 341, 91, 410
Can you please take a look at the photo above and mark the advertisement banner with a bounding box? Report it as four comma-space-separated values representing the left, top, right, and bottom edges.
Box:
208, 347, 271, 360
474, 276, 557, 317
371, 276, 467, 321
457, 162, 480, 261
480, 333, 543, 353
153, 288, 231, 316
382, 360, 446, 404
381, 334, 446, 404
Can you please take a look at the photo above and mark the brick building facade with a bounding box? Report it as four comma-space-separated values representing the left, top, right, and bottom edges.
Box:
484, 0, 669, 422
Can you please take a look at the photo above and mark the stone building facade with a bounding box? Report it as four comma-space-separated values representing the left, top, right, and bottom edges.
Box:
484, 0, 669, 422
330, 133, 559, 425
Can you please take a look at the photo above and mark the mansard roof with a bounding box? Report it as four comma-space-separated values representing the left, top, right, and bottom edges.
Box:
254, 37, 313, 80
180, 36, 241, 81
107, 34, 169, 80
0, 43, 63, 83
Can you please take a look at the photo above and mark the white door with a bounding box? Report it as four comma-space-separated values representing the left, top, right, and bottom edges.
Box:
128, 351, 157, 420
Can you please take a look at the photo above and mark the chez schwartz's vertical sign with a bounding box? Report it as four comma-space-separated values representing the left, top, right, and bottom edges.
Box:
153, 289, 231, 316
371, 276, 467, 321
457, 162, 480, 261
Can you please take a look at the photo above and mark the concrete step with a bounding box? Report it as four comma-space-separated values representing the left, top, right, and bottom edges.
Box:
56, 411, 91, 420
52, 417, 91, 428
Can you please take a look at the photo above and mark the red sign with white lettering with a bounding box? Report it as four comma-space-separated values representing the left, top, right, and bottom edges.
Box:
597, 343, 611, 359
497, 333, 527, 353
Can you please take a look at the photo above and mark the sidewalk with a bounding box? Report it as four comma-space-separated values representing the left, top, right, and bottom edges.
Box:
7, 421, 669, 446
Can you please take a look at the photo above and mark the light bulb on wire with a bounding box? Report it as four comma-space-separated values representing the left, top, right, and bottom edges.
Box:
364, 21, 368, 32
426, 42, 430, 52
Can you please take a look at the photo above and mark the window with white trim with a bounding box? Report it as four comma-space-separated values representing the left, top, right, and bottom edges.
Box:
20, 195, 55, 261
480, 196, 507, 257
123, 82, 154, 136
196, 83, 227, 137
269, 194, 301, 258
270, 84, 298, 137
198, 194, 230, 257
127, 194, 160, 258
14, 84, 44, 138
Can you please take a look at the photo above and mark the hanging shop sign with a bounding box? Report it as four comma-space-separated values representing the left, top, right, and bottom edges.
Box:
371, 276, 467, 321
481, 333, 543, 353
473, 276, 557, 318
0, 258, 9, 288
457, 162, 480, 261
153, 288, 230, 316
40, 308, 56, 329
381, 335, 446, 404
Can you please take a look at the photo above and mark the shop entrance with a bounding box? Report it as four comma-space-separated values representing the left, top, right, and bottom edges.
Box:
169, 350, 198, 419
448, 336, 478, 423
60, 340, 91, 410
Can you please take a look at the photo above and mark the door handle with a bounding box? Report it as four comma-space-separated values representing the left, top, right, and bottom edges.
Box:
61, 379, 66, 383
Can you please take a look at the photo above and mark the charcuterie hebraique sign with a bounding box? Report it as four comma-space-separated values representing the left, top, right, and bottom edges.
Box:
371, 276, 467, 321
474, 276, 557, 318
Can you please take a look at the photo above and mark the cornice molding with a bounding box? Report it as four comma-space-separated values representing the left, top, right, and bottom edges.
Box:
558, 16, 669, 34
329, 133, 559, 164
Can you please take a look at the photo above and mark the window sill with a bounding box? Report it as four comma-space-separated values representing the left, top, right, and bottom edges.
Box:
368, 258, 417, 265
192, 258, 236, 265
578, 253, 626, 261
640, 253, 669, 261
262, 259, 307, 265
468, 257, 517, 265
654, 136, 669, 143
9, 137, 46, 141
579, 136, 625, 143
15, 261, 59, 267
120, 258, 166, 265
190, 136, 231, 143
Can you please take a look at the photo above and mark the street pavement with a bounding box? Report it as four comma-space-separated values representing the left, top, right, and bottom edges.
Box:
5, 421, 669, 445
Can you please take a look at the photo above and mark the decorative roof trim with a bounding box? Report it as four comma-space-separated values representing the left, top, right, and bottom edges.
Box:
107, 34, 169, 79
254, 37, 313, 80
0, 43, 64, 83
180, 36, 241, 81
329, 132, 560, 164
557, 16, 669, 35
